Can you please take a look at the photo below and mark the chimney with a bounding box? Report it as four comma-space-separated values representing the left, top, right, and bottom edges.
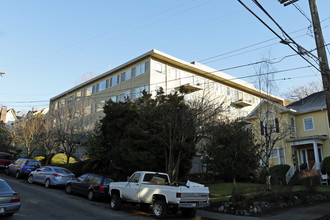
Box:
0, 106, 7, 123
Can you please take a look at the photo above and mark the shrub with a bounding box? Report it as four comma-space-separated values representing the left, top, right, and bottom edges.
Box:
269, 164, 290, 185
51, 153, 77, 164
322, 156, 330, 174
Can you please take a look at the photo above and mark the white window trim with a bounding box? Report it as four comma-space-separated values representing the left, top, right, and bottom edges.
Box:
290, 116, 296, 133
303, 117, 314, 131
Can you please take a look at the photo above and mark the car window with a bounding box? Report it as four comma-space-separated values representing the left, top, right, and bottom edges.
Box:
85, 175, 93, 182
103, 177, 114, 186
129, 173, 141, 183
0, 181, 12, 192
15, 160, 21, 165
92, 176, 102, 185
78, 174, 88, 181
26, 161, 41, 167
54, 168, 72, 174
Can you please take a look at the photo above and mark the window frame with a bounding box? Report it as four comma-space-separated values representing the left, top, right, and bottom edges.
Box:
303, 117, 314, 131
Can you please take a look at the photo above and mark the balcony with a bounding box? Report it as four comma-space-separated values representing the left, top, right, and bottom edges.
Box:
176, 83, 202, 94
233, 99, 252, 107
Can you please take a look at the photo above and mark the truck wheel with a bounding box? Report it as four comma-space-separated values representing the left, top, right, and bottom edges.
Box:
110, 194, 121, 210
181, 208, 197, 218
152, 200, 168, 219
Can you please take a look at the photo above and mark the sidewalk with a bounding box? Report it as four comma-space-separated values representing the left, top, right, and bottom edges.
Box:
197, 201, 330, 220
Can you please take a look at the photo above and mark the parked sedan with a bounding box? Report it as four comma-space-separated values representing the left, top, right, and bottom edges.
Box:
6, 158, 41, 179
28, 166, 75, 188
65, 173, 115, 201
0, 179, 20, 216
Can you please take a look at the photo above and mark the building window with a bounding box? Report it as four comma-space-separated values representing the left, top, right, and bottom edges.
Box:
85, 86, 93, 96
303, 117, 314, 131
155, 63, 163, 73
234, 90, 239, 101
76, 91, 82, 101
98, 80, 107, 92
226, 87, 231, 96
110, 75, 119, 87
121, 72, 126, 82
131, 85, 149, 100
120, 91, 130, 101
290, 117, 296, 133
278, 148, 285, 164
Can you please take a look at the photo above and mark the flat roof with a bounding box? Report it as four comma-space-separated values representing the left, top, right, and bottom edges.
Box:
50, 49, 284, 103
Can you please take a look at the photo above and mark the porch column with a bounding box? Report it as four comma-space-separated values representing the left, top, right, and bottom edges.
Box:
313, 140, 320, 170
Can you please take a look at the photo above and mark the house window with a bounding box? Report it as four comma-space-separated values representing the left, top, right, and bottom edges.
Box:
303, 117, 314, 131
76, 91, 82, 101
261, 118, 279, 135
234, 90, 239, 101
270, 149, 278, 158
278, 148, 285, 164
290, 117, 296, 133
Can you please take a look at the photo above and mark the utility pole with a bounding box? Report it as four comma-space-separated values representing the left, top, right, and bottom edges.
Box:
308, 0, 330, 127
279, 0, 330, 126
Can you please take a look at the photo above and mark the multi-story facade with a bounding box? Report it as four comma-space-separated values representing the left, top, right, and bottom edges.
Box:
49, 49, 284, 170
246, 91, 330, 181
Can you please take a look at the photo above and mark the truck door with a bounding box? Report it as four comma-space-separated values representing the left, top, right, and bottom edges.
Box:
122, 172, 141, 202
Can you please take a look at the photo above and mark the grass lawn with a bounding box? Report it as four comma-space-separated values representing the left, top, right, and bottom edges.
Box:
208, 182, 330, 202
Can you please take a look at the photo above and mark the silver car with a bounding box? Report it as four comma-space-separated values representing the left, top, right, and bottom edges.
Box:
0, 179, 20, 216
28, 166, 75, 188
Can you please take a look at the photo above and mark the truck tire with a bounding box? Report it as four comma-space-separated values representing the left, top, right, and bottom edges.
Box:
110, 194, 121, 210
152, 200, 168, 219
181, 208, 197, 218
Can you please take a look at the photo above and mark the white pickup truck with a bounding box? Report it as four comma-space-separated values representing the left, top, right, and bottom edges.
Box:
109, 171, 209, 219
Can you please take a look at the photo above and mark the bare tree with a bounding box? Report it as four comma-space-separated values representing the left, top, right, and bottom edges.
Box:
281, 81, 322, 102
10, 113, 44, 158
51, 97, 89, 164
250, 59, 291, 191
33, 115, 59, 164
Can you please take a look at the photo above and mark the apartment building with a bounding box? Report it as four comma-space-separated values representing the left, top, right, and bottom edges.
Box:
49, 49, 284, 170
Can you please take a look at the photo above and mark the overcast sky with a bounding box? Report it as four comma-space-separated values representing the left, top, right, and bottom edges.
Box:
0, 0, 329, 113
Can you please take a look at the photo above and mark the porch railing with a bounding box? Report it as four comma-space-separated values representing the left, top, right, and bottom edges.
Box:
286, 165, 295, 184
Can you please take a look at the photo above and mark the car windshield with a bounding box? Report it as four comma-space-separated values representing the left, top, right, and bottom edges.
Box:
54, 168, 73, 174
102, 177, 113, 185
26, 161, 41, 167
0, 181, 12, 193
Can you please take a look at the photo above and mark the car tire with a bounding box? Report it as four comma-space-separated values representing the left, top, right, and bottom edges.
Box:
110, 194, 121, 210
152, 200, 168, 219
88, 190, 95, 201
45, 179, 51, 188
65, 184, 72, 194
15, 171, 21, 179
181, 208, 197, 218
28, 175, 34, 184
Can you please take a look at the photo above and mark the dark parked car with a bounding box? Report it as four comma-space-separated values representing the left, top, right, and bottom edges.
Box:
0, 152, 14, 171
28, 166, 75, 188
65, 173, 115, 201
5, 158, 41, 179
0, 179, 20, 216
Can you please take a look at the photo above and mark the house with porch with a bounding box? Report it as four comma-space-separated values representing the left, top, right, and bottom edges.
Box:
246, 91, 330, 182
